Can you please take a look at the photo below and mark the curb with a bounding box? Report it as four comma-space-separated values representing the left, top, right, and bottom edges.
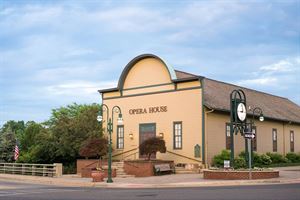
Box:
0, 174, 299, 188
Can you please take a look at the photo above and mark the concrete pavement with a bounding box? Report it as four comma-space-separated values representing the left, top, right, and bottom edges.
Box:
0, 166, 299, 188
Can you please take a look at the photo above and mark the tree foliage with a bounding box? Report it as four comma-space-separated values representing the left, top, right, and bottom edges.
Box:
139, 137, 166, 160
0, 103, 104, 174
0, 127, 16, 162
79, 137, 108, 159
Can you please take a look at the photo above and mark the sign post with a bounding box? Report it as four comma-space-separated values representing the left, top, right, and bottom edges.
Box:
247, 138, 252, 179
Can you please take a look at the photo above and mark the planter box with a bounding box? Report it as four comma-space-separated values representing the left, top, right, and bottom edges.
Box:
203, 170, 279, 180
81, 167, 116, 178
124, 160, 174, 177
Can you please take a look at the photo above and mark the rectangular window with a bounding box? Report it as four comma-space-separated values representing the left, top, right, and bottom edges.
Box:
117, 125, 124, 149
173, 122, 182, 149
272, 129, 277, 152
252, 126, 257, 151
290, 131, 294, 152
225, 123, 231, 150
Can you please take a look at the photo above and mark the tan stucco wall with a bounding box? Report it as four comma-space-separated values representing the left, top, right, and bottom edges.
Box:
123, 84, 175, 96
123, 58, 172, 89
103, 88, 202, 164
206, 112, 300, 165
177, 81, 201, 89
103, 91, 121, 98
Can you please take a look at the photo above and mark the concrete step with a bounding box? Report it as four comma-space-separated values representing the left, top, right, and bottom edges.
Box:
117, 175, 135, 178
175, 170, 199, 174
175, 167, 199, 174
111, 161, 134, 178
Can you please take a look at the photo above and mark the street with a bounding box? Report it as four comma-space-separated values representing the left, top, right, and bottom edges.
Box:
0, 180, 299, 200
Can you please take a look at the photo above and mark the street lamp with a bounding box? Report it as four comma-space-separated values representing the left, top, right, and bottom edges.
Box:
97, 104, 123, 183
251, 107, 264, 123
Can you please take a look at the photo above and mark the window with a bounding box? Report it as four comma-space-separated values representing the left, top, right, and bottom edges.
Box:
252, 126, 257, 151
173, 122, 182, 149
290, 131, 294, 152
272, 129, 277, 152
225, 123, 231, 150
117, 125, 124, 149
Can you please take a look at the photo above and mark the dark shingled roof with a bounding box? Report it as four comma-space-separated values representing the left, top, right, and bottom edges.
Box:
175, 70, 300, 124
175, 70, 199, 79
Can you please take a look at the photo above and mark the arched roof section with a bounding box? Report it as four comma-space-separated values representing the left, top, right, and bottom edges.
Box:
117, 54, 177, 90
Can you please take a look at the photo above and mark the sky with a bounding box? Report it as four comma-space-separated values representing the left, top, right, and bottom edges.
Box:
0, 0, 299, 126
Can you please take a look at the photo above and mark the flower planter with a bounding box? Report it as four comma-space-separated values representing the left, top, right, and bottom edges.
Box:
91, 170, 105, 182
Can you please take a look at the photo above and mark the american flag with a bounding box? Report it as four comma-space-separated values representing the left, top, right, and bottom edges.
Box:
14, 143, 19, 161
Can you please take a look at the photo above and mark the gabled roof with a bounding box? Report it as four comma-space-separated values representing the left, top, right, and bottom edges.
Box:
175, 70, 199, 79
203, 78, 300, 124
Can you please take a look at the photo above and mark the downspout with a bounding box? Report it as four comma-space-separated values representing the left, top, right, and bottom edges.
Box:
283, 122, 286, 156
200, 78, 206, 166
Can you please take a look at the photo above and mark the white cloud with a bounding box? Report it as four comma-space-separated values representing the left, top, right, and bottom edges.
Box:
238, 77, 277, 86
237, 57, 300, 88
259, 58, 299, 73
46, 80, 116, 96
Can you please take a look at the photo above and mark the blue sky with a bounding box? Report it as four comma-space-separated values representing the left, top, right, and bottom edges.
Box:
0, 0, 299, 126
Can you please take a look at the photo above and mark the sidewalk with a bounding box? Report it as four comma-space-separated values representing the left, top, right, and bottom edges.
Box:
0, 166, 299, 188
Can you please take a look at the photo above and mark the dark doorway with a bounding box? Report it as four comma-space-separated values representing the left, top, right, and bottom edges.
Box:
139, 123, 156, 159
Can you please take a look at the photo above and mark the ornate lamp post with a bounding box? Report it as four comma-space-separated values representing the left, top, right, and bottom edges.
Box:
251, 107, 264, 124
97, 104, 123, 183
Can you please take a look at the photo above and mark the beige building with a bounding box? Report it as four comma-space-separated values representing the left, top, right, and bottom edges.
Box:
98, 54, 300, 167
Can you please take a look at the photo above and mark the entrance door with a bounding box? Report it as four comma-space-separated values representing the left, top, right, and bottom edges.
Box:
139, 123, 156, 159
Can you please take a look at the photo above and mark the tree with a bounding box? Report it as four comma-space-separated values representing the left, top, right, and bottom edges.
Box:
21, 121, 43, 151
0, 120, 25, 144
0, 127, 16, 162
40, 103, 103, 166
139, 137, 166, 160
79, 137, 108, 159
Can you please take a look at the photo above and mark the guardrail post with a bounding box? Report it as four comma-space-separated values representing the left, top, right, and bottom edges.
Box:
32, 165, 35, 176
43, 166, 46, 176
22, 164, 25, 175
54, 163, 62, 177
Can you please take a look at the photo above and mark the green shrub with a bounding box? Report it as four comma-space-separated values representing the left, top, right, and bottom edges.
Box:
286, 152, 300, 163
238, 151, 246, 158
212, 150, 231, 168
266, 152, 288, 164
253, 152, 262, 167
259, 154, 272, 165
63, 162, 76, 174
233, 157, 246, 169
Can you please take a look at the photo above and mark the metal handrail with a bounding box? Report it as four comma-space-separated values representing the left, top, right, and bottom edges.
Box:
112, 147, 139, 158
83, 148, 139, 168
166, 150, 202, 163
122, 151, 139, 160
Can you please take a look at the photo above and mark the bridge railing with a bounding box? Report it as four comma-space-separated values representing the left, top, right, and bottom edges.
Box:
0, 163, 62, 177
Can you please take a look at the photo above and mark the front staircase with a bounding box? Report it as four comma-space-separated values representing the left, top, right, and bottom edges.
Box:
112, 161, 135, 178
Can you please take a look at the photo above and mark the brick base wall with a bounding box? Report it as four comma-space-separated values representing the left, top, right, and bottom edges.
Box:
203, 170, 279, 180
124, 160, 174, 177
82, 168, 116, 178
77, 159, 109, 174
